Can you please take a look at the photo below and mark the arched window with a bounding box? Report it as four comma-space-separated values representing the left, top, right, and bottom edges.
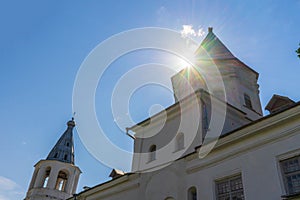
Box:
244, 93, 252, 109
64, 154, 68, 161
188, 186, 197, 200
175, 132, 184, 151
42, 167, 51, 188
55, 170, 68, 191
149, 145, 156, 162
43, 177, 49, 188
165, 197, 175, 200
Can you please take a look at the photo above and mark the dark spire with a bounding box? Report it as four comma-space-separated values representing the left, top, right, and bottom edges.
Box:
46, 118, 75, 164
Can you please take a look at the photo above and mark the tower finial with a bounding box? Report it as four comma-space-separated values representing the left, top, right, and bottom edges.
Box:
72, 112, 76, 121
208, 27, 213, 33
67, 114, 76, 128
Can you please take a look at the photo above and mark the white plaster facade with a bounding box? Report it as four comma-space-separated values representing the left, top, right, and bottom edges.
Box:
67, 29, 300, 200
26, 160, 81, 200
69, 104, 300, 200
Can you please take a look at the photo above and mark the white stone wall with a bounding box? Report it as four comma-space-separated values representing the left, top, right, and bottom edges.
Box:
72, 105, 300, 200
26, 160, 81, 200
171, 60, 263, 121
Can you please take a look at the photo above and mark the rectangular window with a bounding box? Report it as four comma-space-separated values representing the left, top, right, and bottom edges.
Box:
216, 175, 244, 200
280, 155, 300, 195
244, 94, 252, 109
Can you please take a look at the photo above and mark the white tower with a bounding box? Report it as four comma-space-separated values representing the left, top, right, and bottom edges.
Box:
25, 119, 81, 200
171, 27, 263, 121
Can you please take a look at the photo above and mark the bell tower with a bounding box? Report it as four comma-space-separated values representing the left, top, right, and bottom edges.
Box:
25, 119, 81, 200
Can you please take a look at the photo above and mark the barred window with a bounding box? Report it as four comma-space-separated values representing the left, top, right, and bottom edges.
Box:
216, 175, 244, 200
280, 156, 300, 195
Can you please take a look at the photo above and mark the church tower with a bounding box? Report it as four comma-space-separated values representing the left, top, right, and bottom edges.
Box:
25, 119, 81, 200
171, 27, 263, 121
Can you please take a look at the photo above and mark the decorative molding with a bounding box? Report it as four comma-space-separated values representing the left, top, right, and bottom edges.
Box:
185, 106, 300, 173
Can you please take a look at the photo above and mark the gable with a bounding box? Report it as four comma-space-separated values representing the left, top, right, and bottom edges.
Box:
265, 94, 295, 114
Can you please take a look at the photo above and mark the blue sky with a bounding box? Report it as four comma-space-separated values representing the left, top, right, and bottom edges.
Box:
0, 0, 299, 199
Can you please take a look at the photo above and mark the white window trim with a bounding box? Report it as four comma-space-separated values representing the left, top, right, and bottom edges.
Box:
276, 148, 300, 196
213, 171, 244, 200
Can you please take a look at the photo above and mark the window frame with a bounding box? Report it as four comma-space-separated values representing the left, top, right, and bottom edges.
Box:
42, 167, 51, 188
279, 155, 300, 196
243, 93, 253, 109
55, 170, 68, 192
215, 174, 245, 200
148, 145, 156, 162
188, 186, 197, 200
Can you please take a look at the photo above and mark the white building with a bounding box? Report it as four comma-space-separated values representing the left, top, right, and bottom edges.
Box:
26, 28, 300, 200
